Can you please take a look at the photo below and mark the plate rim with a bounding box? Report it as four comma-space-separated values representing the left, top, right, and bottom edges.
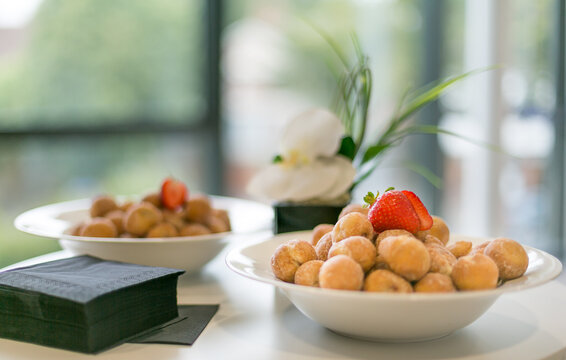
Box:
14, 195, 273, 244
225, 230, 564, 301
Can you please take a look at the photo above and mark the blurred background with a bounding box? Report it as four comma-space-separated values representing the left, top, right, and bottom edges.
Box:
0, 0, 564, 267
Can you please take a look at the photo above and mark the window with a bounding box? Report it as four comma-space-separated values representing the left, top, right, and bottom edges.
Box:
0, 0, 221, 267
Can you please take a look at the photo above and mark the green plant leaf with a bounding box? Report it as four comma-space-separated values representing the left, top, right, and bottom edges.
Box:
361, 143, 391, 164
272, 154, 283, 164
394, 68, 491, 127
337, 136, 356, 160
363, 191, 377, 206
402, 161, 443, 189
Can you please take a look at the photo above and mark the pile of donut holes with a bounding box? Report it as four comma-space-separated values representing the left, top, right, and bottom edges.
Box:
271, 204, 529, 293
71, 193, 230, 238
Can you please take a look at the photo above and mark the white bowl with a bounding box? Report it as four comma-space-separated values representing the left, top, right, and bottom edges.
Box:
15, 196, 272, 273
226, 231, 562, 342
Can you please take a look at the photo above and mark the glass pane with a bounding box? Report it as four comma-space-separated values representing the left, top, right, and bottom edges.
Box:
0, 0, 205, 128
0, 0, 212, 267
439, 0, 558, 254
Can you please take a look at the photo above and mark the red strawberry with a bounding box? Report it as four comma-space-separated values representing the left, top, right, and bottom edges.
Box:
365, 188, 432, 233
160, 177, 188, 210
401, 190, 433, 231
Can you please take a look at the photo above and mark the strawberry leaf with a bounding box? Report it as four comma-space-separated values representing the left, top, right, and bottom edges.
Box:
363, 191, 378, 207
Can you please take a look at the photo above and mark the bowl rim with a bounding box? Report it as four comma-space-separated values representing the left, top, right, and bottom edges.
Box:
14, 195, 272, 244
225, 230, 564, 302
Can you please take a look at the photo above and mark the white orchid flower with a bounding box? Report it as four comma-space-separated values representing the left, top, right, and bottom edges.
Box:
247, 108, 356, 203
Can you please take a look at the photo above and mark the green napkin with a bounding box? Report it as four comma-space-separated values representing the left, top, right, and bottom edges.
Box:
0, 255, 184, 354
129, 304, 219, 345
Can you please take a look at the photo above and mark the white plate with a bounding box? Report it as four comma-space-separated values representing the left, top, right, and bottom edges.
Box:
15, 196, 273, 273
226, 231, 563, 342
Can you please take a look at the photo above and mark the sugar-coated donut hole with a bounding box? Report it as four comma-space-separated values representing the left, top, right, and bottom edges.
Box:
315, 232, 334, 261
328, 236, 376, 272
375, 229, 414, 248
184, 195, 212, 223
338, 203, 369, 220
363, 269, 412, 293
147, 222, 179, 238
319, 255, 364, 290
447, 241, 472, 258
426, 243, 457, 276
451, 254, 499, 291
294, 260, 324, 287
271, 240, 317, 283
311, 224, 334, 246
80, 217, 118, 238
484, 237, 529, 280
90, 195, 118, 218
332, 212, 374, 243
179, 223, 211, 236
414, 273, 456, 293
416, 215, 450, 245
123, 202, 162, 237
378, 235, 431, 282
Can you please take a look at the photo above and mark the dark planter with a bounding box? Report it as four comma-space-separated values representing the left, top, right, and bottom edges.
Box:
273, 202, 347, 234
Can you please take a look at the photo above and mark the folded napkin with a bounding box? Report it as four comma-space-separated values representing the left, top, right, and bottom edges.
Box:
129, 304, 219, 345
0, 255, 184, 354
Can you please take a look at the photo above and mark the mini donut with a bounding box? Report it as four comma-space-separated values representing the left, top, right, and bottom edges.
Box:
414, 273, 456, 293
363, 269, 413, 293
105, 209, 125, 234
315, 232, 333, 261
90, 195, 118, 218
447, 241, 472, 258
338, 203, 369, 219
184, 194, 212, 223
484, 237, 529, 280
206, 215, 230, 233
426, 243, 457, 276
123, 202, 163, 237
470, 241, 491, 255
375, 229, 414, 248
378, 234, 431, 281
179, 223, 211, 236
294, 260, 324, 287
332, 212, 374, 243
147, 222, 179, 238
311, 224, 334, 246
211, 208, 231, 231
423, 234, 445, 247
119, 201, 134, 213
162, 209, 186, 230
319, 255, 364, 291
416, 215, 450, 245
80, 217, 118, 238
70, 223, 83, 236
451, 253, 499, 291
142, 192, 162, 208
373, 254, 390, 271
271, 239, 317, 283
328, 236, 376, 272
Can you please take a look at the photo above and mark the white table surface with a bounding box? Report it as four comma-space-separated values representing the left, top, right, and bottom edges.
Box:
1, 232, 566, 360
